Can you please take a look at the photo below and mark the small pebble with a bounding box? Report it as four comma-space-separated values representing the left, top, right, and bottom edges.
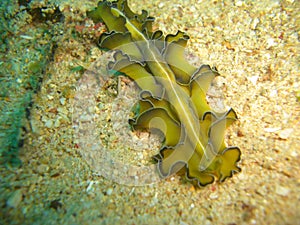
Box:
45, 120, 53, 128
54, 119, 61, 127
190, 6, 196, 12
264, 127, 280, 133
36, 164, 49, 175
158, 2, 165, 8
278, 128, 293, 140
269, 89, 278, 98
266, 38, 277, 49
7, 190, 23, 208
275, 185, 290, 196
235, 0, 243, 7
250, 18, 260, 30
47, 95, 54, 100
291, 151, 298, 157
106, 188, 113, 196
209, 193, 219, 199
248, 76, 259, 85
59, 97, 66, 105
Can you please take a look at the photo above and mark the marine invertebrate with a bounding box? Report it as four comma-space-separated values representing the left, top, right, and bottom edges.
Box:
88, 0, 241, 186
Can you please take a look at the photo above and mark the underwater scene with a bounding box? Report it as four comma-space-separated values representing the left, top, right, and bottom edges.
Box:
0, 0, 299, 224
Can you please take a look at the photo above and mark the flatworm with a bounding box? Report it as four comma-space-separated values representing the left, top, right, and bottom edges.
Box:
87, 0, 241, 186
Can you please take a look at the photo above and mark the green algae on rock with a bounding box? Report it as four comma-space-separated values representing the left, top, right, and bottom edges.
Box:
87, 0, 241, 186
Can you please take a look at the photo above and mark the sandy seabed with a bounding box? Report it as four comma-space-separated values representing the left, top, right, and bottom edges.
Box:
1, 0, 299, 224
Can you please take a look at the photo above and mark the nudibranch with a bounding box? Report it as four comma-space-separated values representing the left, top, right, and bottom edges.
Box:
87, 0, 241, 186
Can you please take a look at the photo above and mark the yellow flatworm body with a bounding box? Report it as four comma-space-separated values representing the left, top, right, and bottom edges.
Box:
88, 0, 241, 186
